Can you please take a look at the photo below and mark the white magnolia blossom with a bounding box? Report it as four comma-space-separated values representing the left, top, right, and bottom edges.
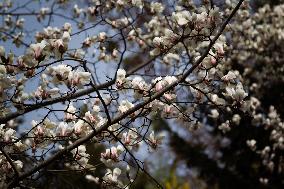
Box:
118, 100, 134, 114
103, 168, 122, 186
85, 175, 99, 183
34, 86, 59, 99
29, 40, 48, 61
56, 122, 71, 136
14, 160, 23, 171
222, 71, 237, 82
153, 76, 177, 92
122, 128, 138, 146
224, 83, 248, 101
131, 0, 143, 9
116, 68, 127, 87
247, 139, 257, 151
0, 65, 7, 78
98, 32, 107, 42
3, 128, 16, 142
218, 120, 231, 133
150, 2, 164, 13
149, 131, 165, 150
62, 31, 71, 42
210, 94, 226, 105
70, 145, 89, 168
101, 145, 124, 164
0, 46, 5, 56
74, 119, 86, 136
131, 76, 149, 98
209, 109, 219, 119
163, 53, 180, 64
232, 114, 241, 125
172, 11, 191, 26
65, 103, 76, 121
214, 42, 225, 56
47, 64, 72, 83
68, 70, 91, 88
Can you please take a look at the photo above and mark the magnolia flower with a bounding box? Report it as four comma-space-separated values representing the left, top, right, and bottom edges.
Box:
163, 53, 180, 64
150, 2, 164, 13
40, 7, 49, 16
209, 109, 219, 119
224, 83, 248, 101
31, 120, 44, 136
14, 160, 23, 171
43, 118, 56, 130
87, 6, 97, 21
0, 46, 5, 57
122, 128, 138, 146
210, 94, 226, 105
193, 12, 208, 30
0, 65, 7, 78
65, 103, 76, 121
149, 131, 164, 149
103, 168, 122, 184
218, 121, 231, 133
101, 145, 124, 162
214, 43, 225, 56
117, 0, 127, 6
153, 37, 163, 47
232, 114, 241, 125
62, 31, 71, 43
63, 22, 72, 33
74, 120, 85, 135
117, 69, 126, 80
38, 7, 49, 21
34, 86, 59, 99
118, 100, 134, 114
84, 111, 98, 123
222, 71, 237, 82
85, 175, 99, 183
71, 145, 89, 167
82, 37, 92, 48
56, 122, 70, 136
68, 70, 91, 88
53, 39, 66, 56
153, 76, 177, 92
4, 128, 16, 142
131, 76, 148, 95
15, 18, 25, 29
98, 32, 107, 42
48, 64, 72, 82
15, 141, 27, 151
112, 49, 119, 58
164, 104, 174, 116
172, 11, 191, 26
72, 49, 85, 59
116, 69, 127, 88
247, 139, 257, 151
164, 76, 177, 85
163, 93, 176, 101
30, 40, 47, 61
153, 77, 163, 91
210, 56, 217, 65
132, 0, 143, 8
73, 4, 84, 17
